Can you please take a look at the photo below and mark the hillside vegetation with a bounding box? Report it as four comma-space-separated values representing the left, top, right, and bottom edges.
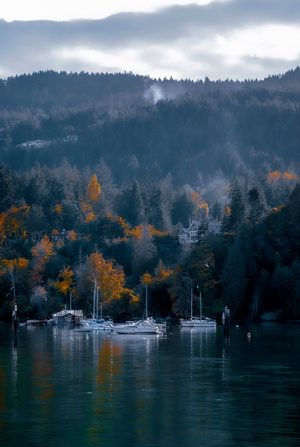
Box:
0, 69, 300, 322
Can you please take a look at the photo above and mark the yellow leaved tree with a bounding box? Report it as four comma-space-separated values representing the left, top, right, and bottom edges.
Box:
81, 252, 136, 317
0, 257, 29, 302
53, 266, 75, 308
0, 206, 29, 244
87, 174, 101, 204
0, 212, 7, 245
87, 252, 126, 303
30, 235, 55, 286
140, 261, 173, 290
79, 174, 101, 223
140, 272, 154, 286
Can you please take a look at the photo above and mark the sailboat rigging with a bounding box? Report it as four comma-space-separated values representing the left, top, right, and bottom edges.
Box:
180, 288, 216, 327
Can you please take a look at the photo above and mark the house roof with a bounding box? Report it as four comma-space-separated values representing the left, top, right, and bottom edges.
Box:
52, 309, 83, 317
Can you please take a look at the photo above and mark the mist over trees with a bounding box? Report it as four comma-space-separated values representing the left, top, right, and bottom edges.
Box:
0, 69, 300, 322
1, 68, 300, 184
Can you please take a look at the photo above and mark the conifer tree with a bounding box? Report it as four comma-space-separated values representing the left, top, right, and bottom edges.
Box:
131, 223, 157, 277
0, 164, 16, 213
222, 175, 246, 233
247, 186, 268, 225
221, 238, 247, 318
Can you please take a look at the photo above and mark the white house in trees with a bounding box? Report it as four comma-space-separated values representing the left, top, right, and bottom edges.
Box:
178, 219, 221, 244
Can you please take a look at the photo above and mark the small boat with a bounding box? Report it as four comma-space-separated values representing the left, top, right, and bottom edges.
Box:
75, 281, 114, 332
180, 316, 216, 328
113, 285, 164, 335
113, 319, 162, 335
74, 318, 113, 332
146, 317, 167, 332
180, 289, 216, 328
26, 319, 48, 326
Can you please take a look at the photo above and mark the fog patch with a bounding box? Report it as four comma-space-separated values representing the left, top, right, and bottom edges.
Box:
144, 84, 166, 104
143, 82, 186, 104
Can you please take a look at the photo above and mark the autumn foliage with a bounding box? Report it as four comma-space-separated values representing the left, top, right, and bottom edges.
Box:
53, 266, 74, 296
0, 158, 300, 322
191, 192, 209, 217
87, 252, 127, 303
30, 236, 54, 285
87, 174, 101, 203
267, 171, 298, 183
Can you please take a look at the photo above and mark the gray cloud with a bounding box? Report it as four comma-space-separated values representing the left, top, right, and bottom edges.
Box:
1, 0, 300, 80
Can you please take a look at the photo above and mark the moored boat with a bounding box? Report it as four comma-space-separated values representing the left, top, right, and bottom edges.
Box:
74, 318, 113, 332
113, 319, 162, 335
180, 289, 216, 328
180, 316, 216, 328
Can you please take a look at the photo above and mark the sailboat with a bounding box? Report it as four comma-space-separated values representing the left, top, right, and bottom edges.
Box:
76, 278, 113, 332
180, 289, 216, 328
113, 284, 164, 335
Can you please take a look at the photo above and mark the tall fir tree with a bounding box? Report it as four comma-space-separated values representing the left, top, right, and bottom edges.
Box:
222, 174, 246, 233
221, 238, 247, 318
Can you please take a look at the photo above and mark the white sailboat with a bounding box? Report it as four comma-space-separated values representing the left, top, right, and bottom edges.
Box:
113, 319, 162, 335
113, 284, 164, 335
76, 278, 113, 332
180, 289, 216, 328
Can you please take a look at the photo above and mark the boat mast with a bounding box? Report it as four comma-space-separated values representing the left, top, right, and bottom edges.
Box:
200, 292, 202, 319
93, 277, 97, 319
96, 283, 99, 320
145, 284, 148, 319
191, 288, 193, 319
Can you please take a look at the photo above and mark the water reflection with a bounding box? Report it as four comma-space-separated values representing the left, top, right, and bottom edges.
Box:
0, 323, 300, 447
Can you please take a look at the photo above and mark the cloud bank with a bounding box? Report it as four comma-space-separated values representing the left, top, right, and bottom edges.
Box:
1, 0, 300, 80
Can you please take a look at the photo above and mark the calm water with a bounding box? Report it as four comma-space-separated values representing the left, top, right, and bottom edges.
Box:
0, 322, 299, 447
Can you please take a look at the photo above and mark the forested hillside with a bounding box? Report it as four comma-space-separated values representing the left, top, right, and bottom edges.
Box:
1, 68, 300, 184
0, 69, 300, 322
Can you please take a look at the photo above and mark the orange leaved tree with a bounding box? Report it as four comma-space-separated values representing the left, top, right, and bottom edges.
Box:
30, 236, 55, 286
53, 266, 75, 309
81, 252, 135, 318
0, 257, 29, 302
87, 174, 101, 204
79, 174, 102, 224
87, 252, 125, 303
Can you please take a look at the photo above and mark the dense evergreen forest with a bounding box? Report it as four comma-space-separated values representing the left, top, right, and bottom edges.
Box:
0, 69, 300, 322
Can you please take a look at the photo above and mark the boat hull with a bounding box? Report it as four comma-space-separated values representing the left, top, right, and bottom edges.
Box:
113, 320, 161, 335
114, 328, 160, 334
74, 319, 113, 332
180, 318, 216, 328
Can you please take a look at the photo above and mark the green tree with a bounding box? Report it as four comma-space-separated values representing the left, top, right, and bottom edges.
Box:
116, 179, 145, 226
222, 175, 246, 233
221, 238, 247, 318
247, 186, 269, 225
268, 264, 292, 315
282, 183, 300, 259
0, 164, 16, 213
172, 190, 194, 227
289, 258, 300, 319
131, 224, 157, 278
26, 204, 48, 241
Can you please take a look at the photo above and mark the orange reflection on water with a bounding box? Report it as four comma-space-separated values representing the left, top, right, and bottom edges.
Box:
0, 365, 7, 413
88, 339, 124, 445
96, 339, 123, 386
0, 364, 7, 444
33, 351, 53, 414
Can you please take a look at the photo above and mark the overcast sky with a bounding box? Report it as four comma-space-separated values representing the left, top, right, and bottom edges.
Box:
1, 0, 300, 81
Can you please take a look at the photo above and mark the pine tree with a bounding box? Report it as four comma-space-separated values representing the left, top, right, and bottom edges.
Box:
221, 238, 247, 318
223, 175, 246, 233
247, 186, 268, 225
131, 224, 157, 277
0, 164, 16, 213
117, 179, 145, 226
